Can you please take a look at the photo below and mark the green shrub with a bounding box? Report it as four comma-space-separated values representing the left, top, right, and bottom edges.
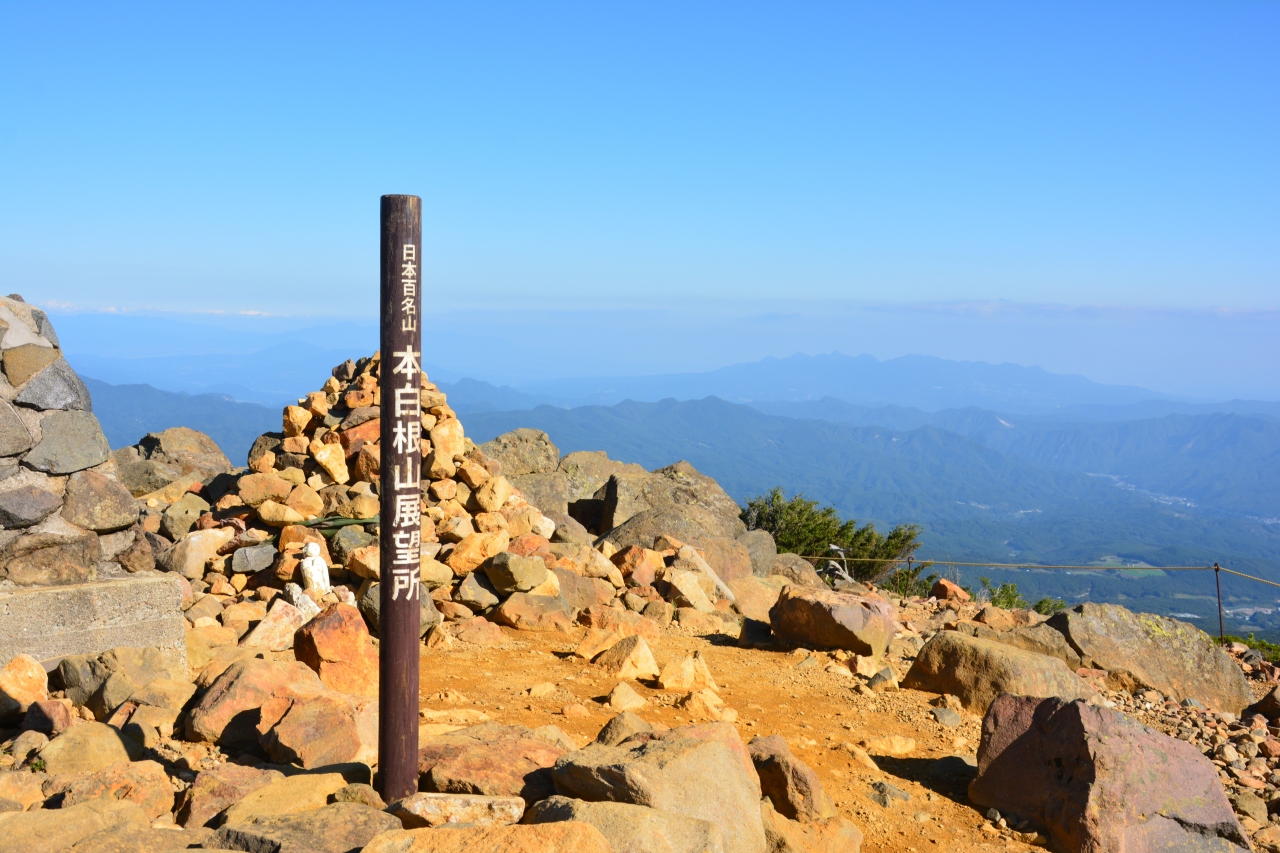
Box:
1033, 597, 1068, 615
741, 487, 922, 584
979, 577, 1027, 610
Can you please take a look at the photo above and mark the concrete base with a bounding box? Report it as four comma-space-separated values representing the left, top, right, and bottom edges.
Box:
0, 574, 186, 674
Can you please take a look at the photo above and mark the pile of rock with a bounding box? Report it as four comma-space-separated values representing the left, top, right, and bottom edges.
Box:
0, 294, 141, 587
118, 353, 867, 666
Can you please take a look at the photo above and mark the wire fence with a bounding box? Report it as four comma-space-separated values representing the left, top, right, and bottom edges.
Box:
802, 553, 1280, 645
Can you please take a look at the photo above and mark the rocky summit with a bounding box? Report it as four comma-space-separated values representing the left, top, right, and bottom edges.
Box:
1, 344, 1275, 853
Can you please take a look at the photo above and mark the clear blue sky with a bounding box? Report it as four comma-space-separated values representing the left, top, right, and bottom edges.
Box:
1, 2, 1277, 395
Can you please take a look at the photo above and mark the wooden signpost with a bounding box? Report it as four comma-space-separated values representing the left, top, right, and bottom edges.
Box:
378, 194, 422, 801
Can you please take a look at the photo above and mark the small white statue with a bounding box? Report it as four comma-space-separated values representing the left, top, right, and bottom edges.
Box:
299, 541, 332, 594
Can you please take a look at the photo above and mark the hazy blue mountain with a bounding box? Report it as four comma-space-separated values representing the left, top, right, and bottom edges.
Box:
83, 377, 277, 463
515, 352, 1172, 412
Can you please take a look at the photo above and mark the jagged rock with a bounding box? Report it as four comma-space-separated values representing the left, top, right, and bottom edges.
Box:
13, 358, 92, 411
1044, 603, 1251, 713
551, 722, 765, 853
35, 721, 145, 775
593, 634, 660, 680
526, 796, 726, 853
480, 429, 560, 476
455, 572, 500, 611
601, 462, 747, 537
240, 598, 306, 650
231, 542, 277, 574
768, 585, 896, 656
60, 469, 139, 532
360, 822, 615, 853
903, 632, 1089, 713
388, 792, 526, 828
484, 551, 550, 594
510, 473, 571, 516
970, 694, 1249, 852
22, 410, 110, 474
990, 621, 1083, 670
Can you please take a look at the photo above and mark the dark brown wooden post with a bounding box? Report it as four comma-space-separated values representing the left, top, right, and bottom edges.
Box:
378, 194, 422, 802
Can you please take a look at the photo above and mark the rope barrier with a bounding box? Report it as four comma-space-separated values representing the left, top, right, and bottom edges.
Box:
793, 551, 1280, 648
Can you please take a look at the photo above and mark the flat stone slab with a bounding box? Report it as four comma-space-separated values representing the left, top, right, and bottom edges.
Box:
0, 575, 186, 673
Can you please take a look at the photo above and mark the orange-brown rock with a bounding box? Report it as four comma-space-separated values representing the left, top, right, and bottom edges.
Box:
62, 759, 174, 820
294, 604, 380, 697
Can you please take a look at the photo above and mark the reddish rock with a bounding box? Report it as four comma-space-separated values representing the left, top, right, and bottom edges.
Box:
62, 759, 174, 820
749, 734, 836, 823
453, 618, 506, 646
419, 726, 566, 805
611, 546, 665, 588
185, 658, 326, 748
493, 593, 574, 633
577, 605, 660, 641
294, 604, 380, 697
929, 578, 970, 603
22, 699, 72, 735
903, 632, 1089, 713
693, 537, 753, 583
258, 692, 378, 768
177, 763, 286, 827
768, 586, 896, 657
507, 534, 553, 559
969, 694, 1250, 853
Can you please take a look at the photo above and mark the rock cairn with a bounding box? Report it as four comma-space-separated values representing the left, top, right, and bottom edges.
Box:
0, 294, 142, 588
119, 352, 849, 666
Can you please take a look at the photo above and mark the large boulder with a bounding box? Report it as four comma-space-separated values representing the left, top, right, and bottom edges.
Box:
61, 759, 174, 820
969, 694, 1250, 853
766, 554, 825, 589
603, 504, 745, 554
60, 469, 139, 533
113, 427, 231, 497
768, 585, 896, 657
35, 722, 145, 776
600, 462, 746, 536
510, 473, 571, 516
737, 529, 778, 577
258, 691, 379, 768
21, 411, 110, 474
525, 796, 726, 853
176, 763, 285, 827
902, 632, 1089, 713
479, 429, 560, 476
1043, 603, 1251, 713
551, 722, 766, 853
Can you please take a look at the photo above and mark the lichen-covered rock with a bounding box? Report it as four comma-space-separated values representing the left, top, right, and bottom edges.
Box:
1044, 603, 1251, 713
969, 694, 1250, 853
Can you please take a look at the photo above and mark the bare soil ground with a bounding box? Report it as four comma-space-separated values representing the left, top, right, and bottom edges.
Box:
416, 624, 1041, 852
